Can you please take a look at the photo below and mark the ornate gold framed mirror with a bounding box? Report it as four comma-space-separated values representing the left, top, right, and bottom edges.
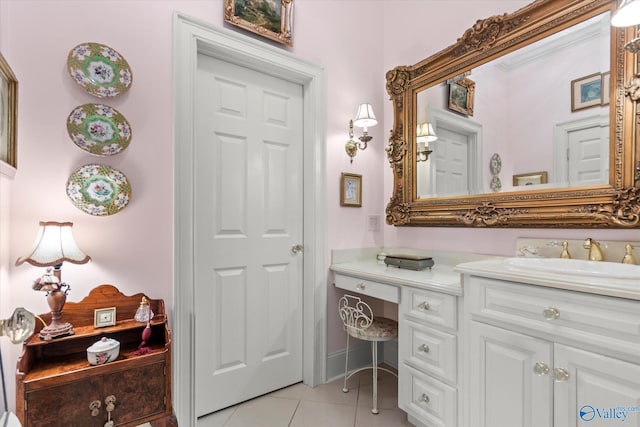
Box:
386, 0, 639, 228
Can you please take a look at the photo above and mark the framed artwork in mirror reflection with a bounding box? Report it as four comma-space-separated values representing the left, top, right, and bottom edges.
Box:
571, 72, 602, 111
513, 171, 548, 187
448, 77, 475, 116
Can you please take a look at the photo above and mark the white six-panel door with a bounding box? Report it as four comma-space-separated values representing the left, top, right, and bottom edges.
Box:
194, 54, 304, 416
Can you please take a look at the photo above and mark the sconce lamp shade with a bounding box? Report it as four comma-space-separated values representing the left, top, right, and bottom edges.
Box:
416, 122, 438, 143
353, 103, 377, 128
611, 0, 640, 27
15, 221, 91, 267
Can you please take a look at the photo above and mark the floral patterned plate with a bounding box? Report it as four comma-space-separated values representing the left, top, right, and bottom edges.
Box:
490, 153, 502, 175
66, 164, 131, 216
67, 104, 132, 156
67, 42, 132, 98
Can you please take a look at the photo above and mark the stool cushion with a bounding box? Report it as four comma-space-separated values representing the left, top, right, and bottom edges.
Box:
348, 316, 398, 341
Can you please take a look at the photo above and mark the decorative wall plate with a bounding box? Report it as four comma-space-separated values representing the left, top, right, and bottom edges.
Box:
490, 153, 502, 175
490, 176, 502, 192
67, 42, 132, 98
67, 104, 132, 156
66, 164, 131, 216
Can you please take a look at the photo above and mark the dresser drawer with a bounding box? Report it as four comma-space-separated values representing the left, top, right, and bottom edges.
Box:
399, 363, 457, 427
468, 276, 640, 345
402, 287, 457, 331
333, 273, 399, 303
401, 319, 457, 383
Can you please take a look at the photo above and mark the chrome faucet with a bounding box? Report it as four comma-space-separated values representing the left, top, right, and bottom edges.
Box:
583, 238, 604, 261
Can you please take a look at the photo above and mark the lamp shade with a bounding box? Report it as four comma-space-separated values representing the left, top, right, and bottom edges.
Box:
15, 221, 91, 267
353, 103, 377, 128
416, 122, 438, 143
611, 0, 640, 27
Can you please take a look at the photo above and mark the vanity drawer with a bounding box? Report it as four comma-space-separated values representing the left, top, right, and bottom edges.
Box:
401, 319, 457, 383
468, 276, 640, 345
333, 273, 399, 303
399, 363, 457, 427
402, 287, 457, 331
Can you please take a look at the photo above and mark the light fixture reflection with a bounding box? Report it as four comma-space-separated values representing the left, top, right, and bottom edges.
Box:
416, 122, 437, 162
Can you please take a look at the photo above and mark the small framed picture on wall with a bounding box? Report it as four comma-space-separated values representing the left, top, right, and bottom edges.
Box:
571, 72, 602, 111
340, 173, 362, 207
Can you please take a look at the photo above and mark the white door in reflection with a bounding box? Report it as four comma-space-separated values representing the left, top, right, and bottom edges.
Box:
432, 128, 470, 196
554, 115, 609, 188
417, 108, 483, 198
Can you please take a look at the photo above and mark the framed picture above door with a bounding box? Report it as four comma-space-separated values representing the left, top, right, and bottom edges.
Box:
224, 0, 294, 46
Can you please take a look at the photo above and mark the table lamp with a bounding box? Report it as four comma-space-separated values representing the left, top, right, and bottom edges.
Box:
15, 221, 91, 340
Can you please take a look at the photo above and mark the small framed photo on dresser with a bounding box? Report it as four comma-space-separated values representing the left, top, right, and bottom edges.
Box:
94, 307, 116, 328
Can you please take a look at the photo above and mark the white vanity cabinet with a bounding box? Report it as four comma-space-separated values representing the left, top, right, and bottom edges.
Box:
463, 273, 640, 427
398, 286, 463, 427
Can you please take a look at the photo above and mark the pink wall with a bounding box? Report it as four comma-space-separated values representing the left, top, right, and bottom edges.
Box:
0, 0, 388, 390
0, 0, 638, 395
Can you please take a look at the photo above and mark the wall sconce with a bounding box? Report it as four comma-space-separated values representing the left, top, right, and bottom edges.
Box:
15, 221, 91, 340
416, 122, 437, 162
611, 0, 640, 53
345, 103, 377, 163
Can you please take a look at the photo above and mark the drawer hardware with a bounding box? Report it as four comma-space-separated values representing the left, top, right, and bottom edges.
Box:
89, 400, 101, 417
419, 393, 430, 404
291, 244, 304, 254
104, 395, 116, 427
356, 283, 366, 291
533, 362, 550, 376
418, 301, 430, 311
553, 368, 570, 382
542, 307, 560, 320
418, 344, 430, 353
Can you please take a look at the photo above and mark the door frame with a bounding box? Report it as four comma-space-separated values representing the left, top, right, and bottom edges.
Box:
553, 114, 609, 186
427, 107, 483, 196
173, 13, 327, 426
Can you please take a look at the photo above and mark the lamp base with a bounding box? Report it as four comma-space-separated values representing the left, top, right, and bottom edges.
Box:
39, 322, 74, 341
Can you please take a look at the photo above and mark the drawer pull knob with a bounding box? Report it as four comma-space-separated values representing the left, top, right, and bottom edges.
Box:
533, 362, 550, 376
553, 368, 570, 382
542, 307, 560, 320
356, 283, 366, 291
419, 393, 430, 404
418, 301, 429, 310
418, 344, 430, 353
89, 400, 101, 417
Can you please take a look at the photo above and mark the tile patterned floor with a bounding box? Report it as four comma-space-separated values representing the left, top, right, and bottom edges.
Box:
197, 370, 412, 427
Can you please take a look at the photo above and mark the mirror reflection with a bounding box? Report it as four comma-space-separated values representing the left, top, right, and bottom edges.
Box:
416, 12, 611, 198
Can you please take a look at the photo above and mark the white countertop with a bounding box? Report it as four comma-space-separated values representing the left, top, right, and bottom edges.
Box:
456, 258, 640, 301
330, 248, 640, 301
330, 248, 497, 296
330, 260, 463, 296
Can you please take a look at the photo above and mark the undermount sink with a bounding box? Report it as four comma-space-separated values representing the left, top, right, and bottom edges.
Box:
503, 257, 640, 280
